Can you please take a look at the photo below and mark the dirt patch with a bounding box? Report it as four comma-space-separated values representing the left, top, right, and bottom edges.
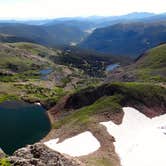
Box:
79, 123, 121, 166
129, 104, 166, 118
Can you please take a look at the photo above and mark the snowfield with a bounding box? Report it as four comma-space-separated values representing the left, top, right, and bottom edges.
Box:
101, 107, 166, 166
44, 131, 100, 156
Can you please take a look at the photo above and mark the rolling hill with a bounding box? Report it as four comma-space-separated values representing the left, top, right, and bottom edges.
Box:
0, 23, 86, 46
0, 42, 52, 73
0, 42, 85, 108
0, 33, 33, 43
133, 43, 166, 81
50, 46, 132, 77
0, 42, 118, 108
107, 43, 166, 82
6, 42, 127, 77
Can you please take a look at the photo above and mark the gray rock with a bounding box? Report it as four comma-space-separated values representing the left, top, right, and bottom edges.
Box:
7, 143, 84, 166
0, 148, 6, 159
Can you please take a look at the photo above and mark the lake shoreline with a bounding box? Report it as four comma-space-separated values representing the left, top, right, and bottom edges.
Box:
40, 108, 56, 142
46, 110, 55, 126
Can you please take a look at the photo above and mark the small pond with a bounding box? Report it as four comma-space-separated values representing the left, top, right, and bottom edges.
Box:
106, 64, 120, 72
40, 68, 53, 75
40, 68, 53, 80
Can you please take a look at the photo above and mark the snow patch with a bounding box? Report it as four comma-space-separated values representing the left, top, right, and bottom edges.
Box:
101, 107, 166, 166
44, 131, 100, 157
35, 102, 41, 106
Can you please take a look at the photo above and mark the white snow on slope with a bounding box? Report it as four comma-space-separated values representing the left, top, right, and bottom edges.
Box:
101, 107, 166, 166
44, 131, 100, 157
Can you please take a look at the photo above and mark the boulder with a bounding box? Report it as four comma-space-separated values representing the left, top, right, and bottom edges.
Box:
0, 148, 6, 159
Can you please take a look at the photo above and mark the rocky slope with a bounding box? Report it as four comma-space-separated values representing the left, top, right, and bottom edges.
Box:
0, 149, 6, 159
44, 82, 166, 166
0, 143, 84, 166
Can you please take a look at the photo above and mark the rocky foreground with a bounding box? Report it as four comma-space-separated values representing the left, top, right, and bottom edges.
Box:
0, 143, 84, 166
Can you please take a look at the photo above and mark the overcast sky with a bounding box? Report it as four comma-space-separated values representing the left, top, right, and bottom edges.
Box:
0, 0, 165, 19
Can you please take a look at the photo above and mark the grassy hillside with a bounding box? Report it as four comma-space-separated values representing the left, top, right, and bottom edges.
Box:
80, 21, 166, 57
54, 82, 166, 119
134, 44, 166, 81
8, 42, 121, 77
0, 23, 86, 46
135, 44, 166, 69
0, 42, 61, 107
107, 44, 166, 82
0, 42, 52, 73
0, 42, 104, 107
10, 42, 60, 58
0, 33, 33, 43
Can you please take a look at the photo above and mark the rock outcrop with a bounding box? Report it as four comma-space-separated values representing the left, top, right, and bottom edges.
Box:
0, 148, 6, 159
6, 143, 83, 166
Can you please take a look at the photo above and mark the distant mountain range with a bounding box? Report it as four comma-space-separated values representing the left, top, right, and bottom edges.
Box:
0, 12, 158, 26
0, 12, 166, 57
1, 12, 165, 28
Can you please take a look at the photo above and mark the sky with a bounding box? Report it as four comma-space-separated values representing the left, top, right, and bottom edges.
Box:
0, 0, 165, 19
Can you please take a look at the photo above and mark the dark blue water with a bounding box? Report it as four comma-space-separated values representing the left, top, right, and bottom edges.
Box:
106, 64, 120, 72
0, 101, 51, 154
40, 69, 52, 75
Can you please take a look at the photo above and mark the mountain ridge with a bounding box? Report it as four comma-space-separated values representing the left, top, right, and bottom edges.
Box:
80, 21, 166, 57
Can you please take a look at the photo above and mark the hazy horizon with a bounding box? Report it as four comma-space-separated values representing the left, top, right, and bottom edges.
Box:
0, 0, 165, 20
0, 12, 164, 21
